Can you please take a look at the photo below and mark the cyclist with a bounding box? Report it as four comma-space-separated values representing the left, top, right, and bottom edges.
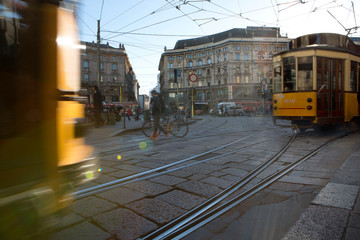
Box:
150, 90, 169, 140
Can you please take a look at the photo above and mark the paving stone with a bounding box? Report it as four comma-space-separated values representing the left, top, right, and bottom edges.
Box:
70, 196, 118, 218
312, 183, 359, 210
176, 180, 222, 198
201, 176, 233, 189
150, 175, 187, 186
49, 221, 111, 240
54, 212, 84, 230
289, 170, 333, 179
92, 208, 157, 240
221, 167, 248, 177
124, 181, 172, 196
97, 187, 146, 205
94, 174, 118, 184
279, 175, 328, 186
188, 173, 208, 181
157, 190, 207, 210
268, 182, 303, 192
113, 163, 150, 172
108, 169, 135, 178
349, 213, 360, 229
344, 226, 360, 240
283, 205, 349, 240
126, 198, 186, 224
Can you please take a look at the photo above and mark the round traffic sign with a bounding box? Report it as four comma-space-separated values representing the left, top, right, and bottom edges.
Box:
189, 73, 198, 82
261, 80, 266, 86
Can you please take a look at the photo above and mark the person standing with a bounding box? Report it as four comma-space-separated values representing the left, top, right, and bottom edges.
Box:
150, 90, 168, 140
93, 85, 103, 127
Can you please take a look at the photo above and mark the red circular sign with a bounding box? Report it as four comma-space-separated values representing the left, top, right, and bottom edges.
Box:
189, 74, 198, 82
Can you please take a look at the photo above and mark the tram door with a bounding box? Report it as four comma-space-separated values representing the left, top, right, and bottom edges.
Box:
317, 57, 344, 119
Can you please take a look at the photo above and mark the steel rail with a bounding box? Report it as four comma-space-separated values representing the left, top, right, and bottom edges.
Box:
157, 131, 351, 240
140, 131, 297, 240
74, 135, 255, 199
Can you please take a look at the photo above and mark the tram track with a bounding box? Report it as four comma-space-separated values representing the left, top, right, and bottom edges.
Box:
140, 128, 357, 240
74, 126, 290, 199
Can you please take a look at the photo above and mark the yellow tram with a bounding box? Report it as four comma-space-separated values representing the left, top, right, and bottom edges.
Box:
272, 33, 360, 129
0, 0, 98, 238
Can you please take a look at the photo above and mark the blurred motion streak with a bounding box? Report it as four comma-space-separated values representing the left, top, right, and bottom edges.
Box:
0, 0, 98, 239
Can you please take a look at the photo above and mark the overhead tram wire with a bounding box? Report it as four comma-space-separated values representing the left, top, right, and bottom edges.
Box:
103, 1, 175, 40
101, 31, 204, 38
78, 15, 97, 35
105, 9, 203, 40
99, 0, 105, 21
102, 0, 145, 27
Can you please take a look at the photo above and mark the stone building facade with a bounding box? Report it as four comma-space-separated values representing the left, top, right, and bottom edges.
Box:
159, 27, 289, 110
79, 42, 139, 103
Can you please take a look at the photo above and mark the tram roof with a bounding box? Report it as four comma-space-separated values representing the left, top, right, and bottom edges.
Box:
274, 33, 360, 58
173, 27, 283, 50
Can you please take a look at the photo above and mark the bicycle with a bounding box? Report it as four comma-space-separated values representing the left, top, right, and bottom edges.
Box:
142, 112, 189, 138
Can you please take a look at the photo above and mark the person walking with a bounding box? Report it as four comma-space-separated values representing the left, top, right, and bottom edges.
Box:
150, 90, 168, 140
92, 85, 103, 127
127, 108, 131, 121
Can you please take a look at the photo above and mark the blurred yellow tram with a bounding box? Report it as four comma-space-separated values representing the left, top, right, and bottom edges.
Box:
0, 0, 98, 239
272, 33, 360, 129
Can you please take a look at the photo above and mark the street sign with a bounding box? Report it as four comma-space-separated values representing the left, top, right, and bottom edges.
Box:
261, 79, 266, 86
189, 73, 197, 82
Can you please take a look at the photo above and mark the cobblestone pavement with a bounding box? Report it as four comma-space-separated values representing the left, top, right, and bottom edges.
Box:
49, 116, 360, 240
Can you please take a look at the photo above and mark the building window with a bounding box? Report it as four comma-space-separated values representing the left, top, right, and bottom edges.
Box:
236, 53, 240, 60
187, 54, 192, 58
170, 63, 173, 69
100, 62, 103, 70
84, 61, 89, 68
236, 76, 240, 83
112, 64, 117, 70
168, 56, 174, 60
170, 83, 174, 89
224, 55, 227, 61
170, 72, 174, 78
189, 61, 193, 67
198, 70, 202, 76
217, 57, 220, 63
177, 56, 182, 60
84, 73, 89, 82
207, 58, 211, 64
198, 60, 202, 66
207, 69, 211, 75
113, 76, 117, 82
113, 56, 116, 59
197, 53, 202, 57
245, 54, 248, 61
100, 75, 103, 82
243, 46, 249, 50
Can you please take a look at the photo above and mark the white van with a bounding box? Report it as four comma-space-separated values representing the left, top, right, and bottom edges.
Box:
217, 102, 236, 107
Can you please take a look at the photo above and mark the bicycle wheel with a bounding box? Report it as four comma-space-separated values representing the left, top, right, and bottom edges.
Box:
169, 120, 189, 138
142, 120, 154, 137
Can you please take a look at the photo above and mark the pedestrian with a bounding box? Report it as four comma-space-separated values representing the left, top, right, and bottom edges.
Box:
127, 108, 131, 121
150, 90, 168, 140
92, 85, 103, 127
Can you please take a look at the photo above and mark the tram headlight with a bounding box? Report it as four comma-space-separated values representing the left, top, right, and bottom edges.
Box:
307, 105, 312, 110
307, 98, 312, 103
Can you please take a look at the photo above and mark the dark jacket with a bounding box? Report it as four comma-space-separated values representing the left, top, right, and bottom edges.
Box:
94, 91, 103, 112
151, 95, 162, 115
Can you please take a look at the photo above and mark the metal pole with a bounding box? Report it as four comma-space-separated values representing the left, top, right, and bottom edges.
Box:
97, 20, 101, 89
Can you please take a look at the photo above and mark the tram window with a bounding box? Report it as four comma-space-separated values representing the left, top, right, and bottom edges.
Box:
297, 57, 313, 91
283, 57, 295, 92
273, 61, 281, 93
350, 61, 358, 92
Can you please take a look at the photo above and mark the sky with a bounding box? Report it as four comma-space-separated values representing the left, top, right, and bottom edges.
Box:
77, 0, 360, 95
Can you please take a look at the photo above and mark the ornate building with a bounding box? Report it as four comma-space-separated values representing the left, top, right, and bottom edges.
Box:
159, 27, 289, 109
79, 42, 139, 103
